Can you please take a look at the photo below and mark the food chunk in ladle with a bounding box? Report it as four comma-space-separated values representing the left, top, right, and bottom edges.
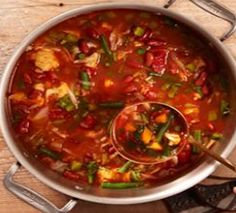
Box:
111, 102, 189, 164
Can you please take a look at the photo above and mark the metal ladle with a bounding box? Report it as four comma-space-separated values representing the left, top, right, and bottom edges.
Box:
111, 102, 236, 172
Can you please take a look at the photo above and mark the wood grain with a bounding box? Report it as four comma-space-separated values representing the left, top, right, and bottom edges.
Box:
0, 0, 236, 212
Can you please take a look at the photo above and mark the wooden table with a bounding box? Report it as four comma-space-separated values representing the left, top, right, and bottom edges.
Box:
1, 0, 236, 212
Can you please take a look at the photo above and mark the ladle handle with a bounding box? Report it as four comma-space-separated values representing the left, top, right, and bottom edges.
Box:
189, 136, 236, 173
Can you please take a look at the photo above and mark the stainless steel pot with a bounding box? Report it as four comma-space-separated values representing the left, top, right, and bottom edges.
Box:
1, 1, 236, 212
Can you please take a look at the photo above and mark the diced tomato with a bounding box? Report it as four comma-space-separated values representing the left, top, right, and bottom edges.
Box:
151, 50, 168, 73
86, 27, 100, 39
79, 40, 90, 54
195, 72, 207, 86
145, 90, 157, 100
144, 52, 154, 67
85, 67, 97, 76
123, 84, 138, 93
79, 114, 97, 129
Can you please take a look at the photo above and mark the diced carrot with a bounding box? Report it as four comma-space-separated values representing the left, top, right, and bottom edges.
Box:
125, 122, 136, 132
141, 127, 152, 144
155, 113, 167, 123
148, 142, 163, 151
122, 172, 131, 182
104, 79, 114, 88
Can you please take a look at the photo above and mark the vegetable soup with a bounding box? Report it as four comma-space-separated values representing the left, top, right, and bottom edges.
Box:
8, 9, 230, 189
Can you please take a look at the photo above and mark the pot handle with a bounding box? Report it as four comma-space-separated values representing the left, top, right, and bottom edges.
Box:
3, 162, 78, 213
164, 0, 236, 41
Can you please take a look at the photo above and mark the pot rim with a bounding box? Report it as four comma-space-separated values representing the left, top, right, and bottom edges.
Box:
1, 2, 236, 204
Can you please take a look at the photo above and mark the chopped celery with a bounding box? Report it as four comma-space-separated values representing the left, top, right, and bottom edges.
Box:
220, 100, 230, 116
134, 26, 145, 37
140, 113, 149, 124
136, 48, 146, 55
208, 111, 218, 121
63, 33, 78, 43
161, 83, 171, 91
70, 161, 82, 171
131, 171, 141, 182
76, 53, 86, 60
193, 130, 201, 141
58, 95, 75, 112
118, 161, 132, 173
211, 133, 224, 140
186, 63, 196, 72
168, 83, 181, 98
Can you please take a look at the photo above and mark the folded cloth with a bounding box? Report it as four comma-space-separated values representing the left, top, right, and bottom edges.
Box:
164, 180, 236, 213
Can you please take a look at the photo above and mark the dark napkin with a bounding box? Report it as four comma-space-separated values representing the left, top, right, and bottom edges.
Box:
164, 180, 236, 213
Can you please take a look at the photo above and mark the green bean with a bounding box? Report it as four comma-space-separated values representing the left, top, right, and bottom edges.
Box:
118, 161, 132, 173
192, 130, 201, 154
99, 101, 124, 109
39, 147, 61, 160
156, 114, 174, 143
101, 182, 140, 189
101, 34, 113, 60
87, 161, 98, 184
80, 71, 90, 90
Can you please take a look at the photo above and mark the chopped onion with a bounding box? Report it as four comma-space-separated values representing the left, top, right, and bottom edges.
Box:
32, 106, 48, 121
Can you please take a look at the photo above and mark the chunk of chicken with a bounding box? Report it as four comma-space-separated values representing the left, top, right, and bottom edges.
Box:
33, 48, 59, 72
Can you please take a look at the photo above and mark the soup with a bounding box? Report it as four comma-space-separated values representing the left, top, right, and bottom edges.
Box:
8, 9, 230, 189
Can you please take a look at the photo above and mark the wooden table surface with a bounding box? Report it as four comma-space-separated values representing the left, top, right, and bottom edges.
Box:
1, 0, 236, 212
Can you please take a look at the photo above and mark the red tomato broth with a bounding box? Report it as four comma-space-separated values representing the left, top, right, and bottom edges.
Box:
7, 9, 230, 188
